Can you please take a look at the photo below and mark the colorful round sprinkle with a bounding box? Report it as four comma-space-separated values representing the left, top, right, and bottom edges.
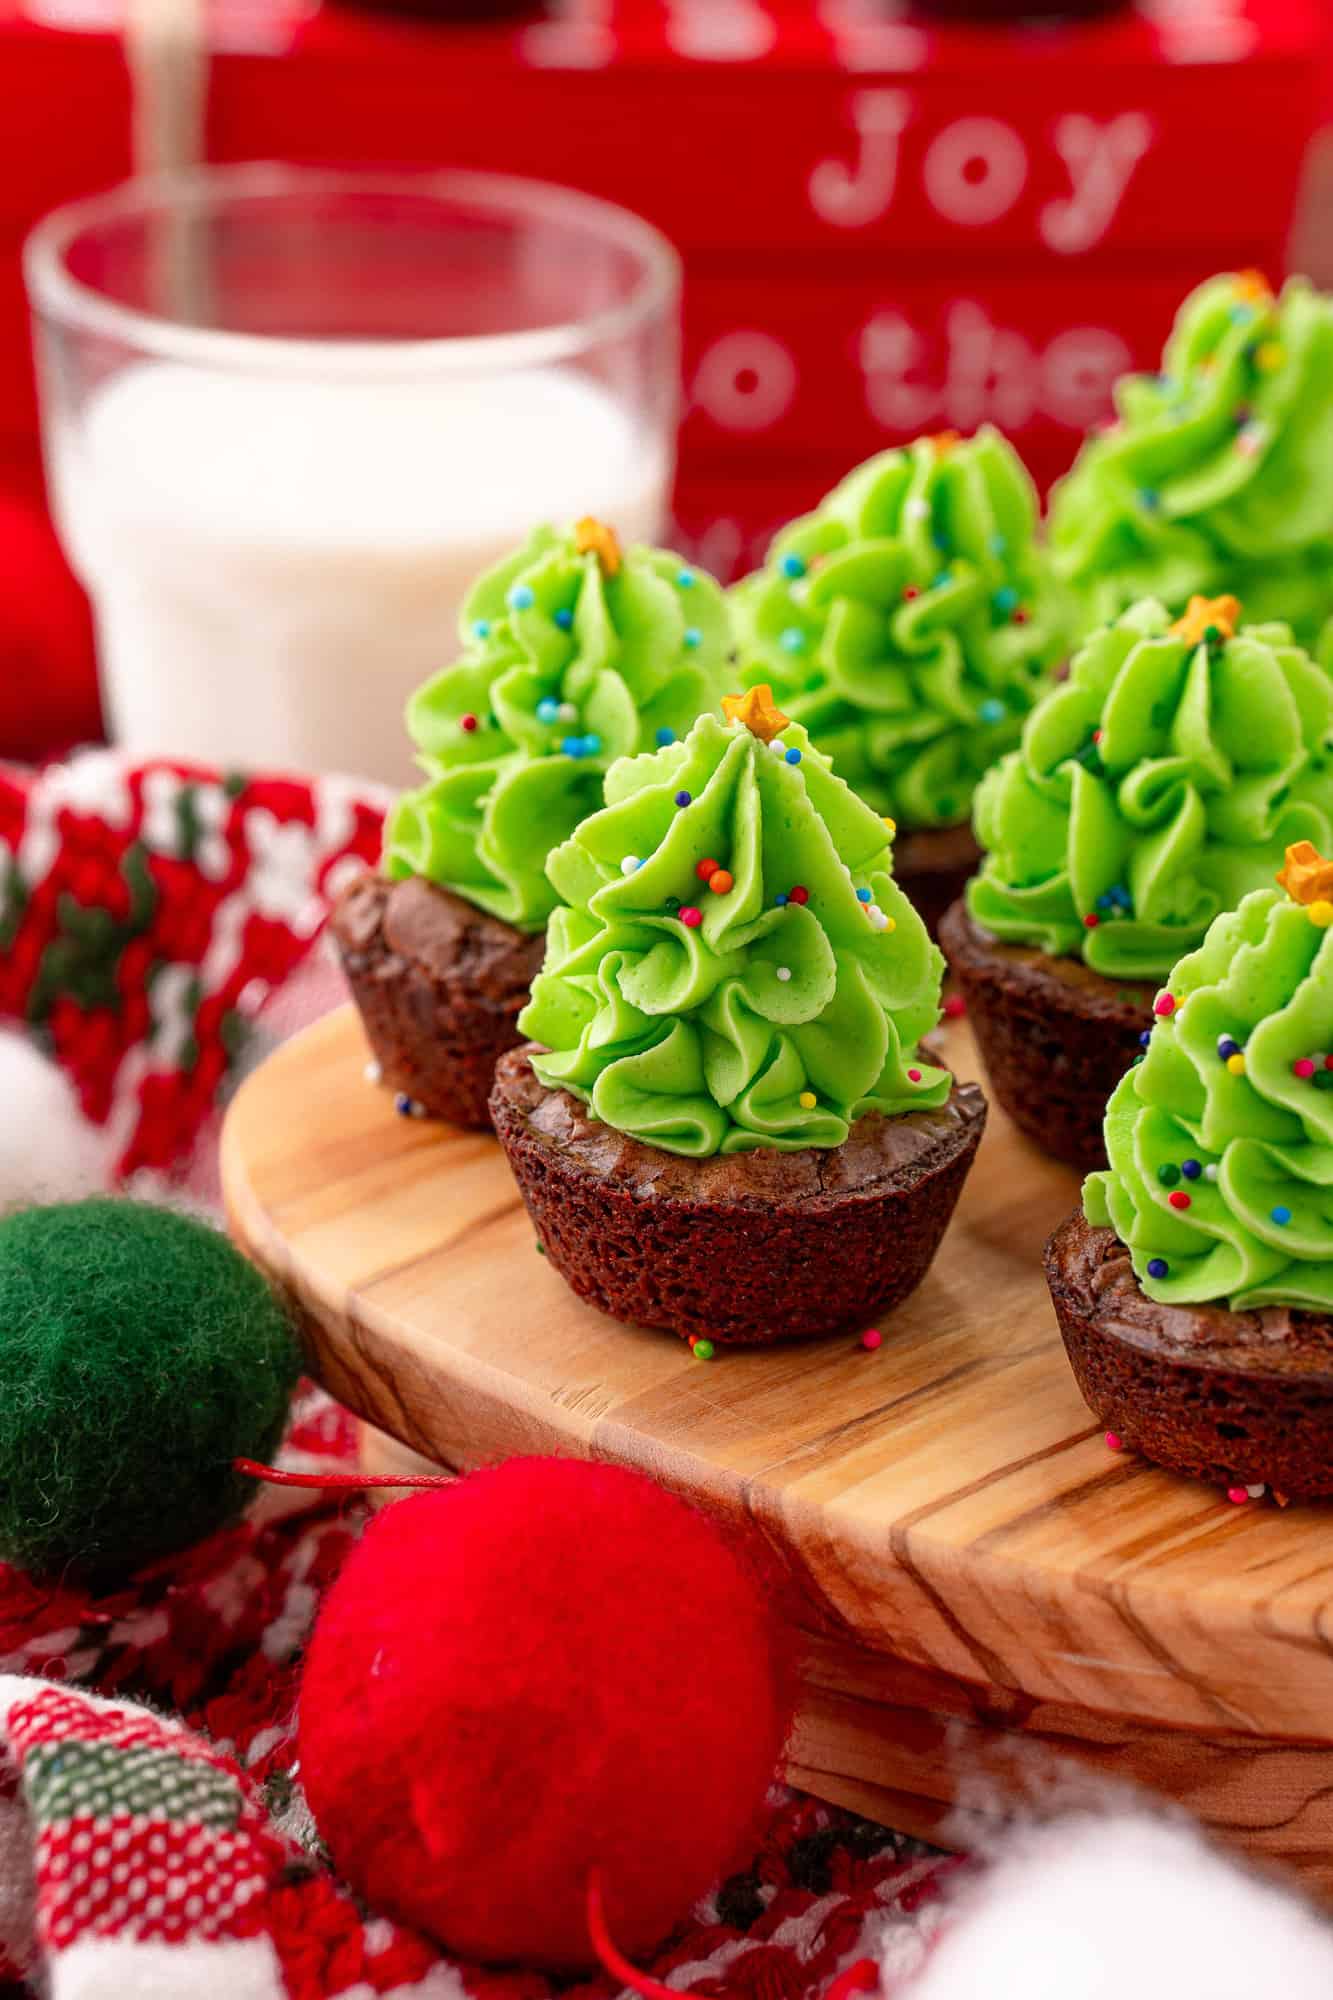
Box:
979, 697, 1006, 724
675, 790, 692, 808
788, 885, 809, 905
1217, 1035, 1240, 1059
692, 1339, 715, 1361
1271, 1205, 1292, 1226
1309, 899, 1333, 928
1105, 1431, 1122, 1452
775, 893, 788, 907
785, 746, 801, 765
676, 568, 695, 588
508, 583, 535, 611
1157, 1163, 1180, 1187
536, 696, 560, 723
554, 607, 573, 631
364, 1060, 382, 1085
1168, 1190, 1191, 1211
775, 966, 792, 983
779, 628, 806, 653
907, 1068, 922, 1083
1204, 1164, 1220, 1182
861, 1329, 883, 1352
557, 701, 579, 724
1154, 993, 1176, 1018
561, 736, 584, 757
1147, 1258, 1169, 1279
655, 726, 675, 747
696, 857, 720, 882
1181, 1159, 1202, 1180
679, 905, 703, 928
1294, 1057, 1316, 1078
943, 992, 966, 1019
582, 734, 601, 756
620, 855, 641, 876
779, 553, 806, 579
1084, 913, 1100, 930
683, 627, 702, 650
472, 619, 491, 639
1227, 1486, 1249, 1506
798, 1091, 817, 1111
856, 887, 872, 904
459, 713, 478, 733
1226, 1053, 1247, 1076
708, 869, 734, 895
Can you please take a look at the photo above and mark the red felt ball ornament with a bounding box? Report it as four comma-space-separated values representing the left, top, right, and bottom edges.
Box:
298, 1457, 793, 1972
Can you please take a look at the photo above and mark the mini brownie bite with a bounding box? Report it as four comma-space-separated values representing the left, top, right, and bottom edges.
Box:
491, 687, 985, 1346
1050, 271, 1333, 652
729, 430, 1069, 938
1047, 852, 1333, 1499
333, 518, 730, 1124
943, 594, 1333, 1169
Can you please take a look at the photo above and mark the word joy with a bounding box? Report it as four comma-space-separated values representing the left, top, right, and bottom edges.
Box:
810, 92, 1154, 254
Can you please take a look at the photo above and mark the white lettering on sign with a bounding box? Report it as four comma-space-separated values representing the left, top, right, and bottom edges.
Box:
817, 0, 928, 73
521, 0, 614, 70
811, 93, 1155, 244
664, 0, 776, 61
1141, 0, 1257, 65
690, 333, 798, 432
859, 301, 1130, 435
923, 117, 1028, 227
1041, 113, 1153, 254
809, 90, 913, 228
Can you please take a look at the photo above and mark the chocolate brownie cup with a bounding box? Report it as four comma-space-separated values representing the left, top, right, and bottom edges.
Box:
492, 1045, 984, 1344
333, 872, 545, 1129
1046, 1211, 1333, 1499
1048, 859, 1333, 1498
332, 517, 730, 1127
728, 431, 1068, 942
954, 595, 1333, 1168
494, 692, 986, 1346
940, 900, 1151, 1169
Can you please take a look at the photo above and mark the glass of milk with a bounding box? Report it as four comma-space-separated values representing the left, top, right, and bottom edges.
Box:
24, 165, 680, 783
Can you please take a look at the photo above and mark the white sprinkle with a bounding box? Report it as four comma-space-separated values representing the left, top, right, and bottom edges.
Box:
363, 1060, 382, 1085
620, 854, 641, 875
771, 738, 786, 755
775, 966, 792, 982
867, 905, 889, 931
410, 1099, 428, 1118
1203, 1163, 1219, 1182
557, 700, 579, 724
905, 497, 930, 521
1246, 1483, 1267, 1499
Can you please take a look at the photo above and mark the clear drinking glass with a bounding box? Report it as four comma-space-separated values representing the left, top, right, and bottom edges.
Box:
25, 165, 680, 783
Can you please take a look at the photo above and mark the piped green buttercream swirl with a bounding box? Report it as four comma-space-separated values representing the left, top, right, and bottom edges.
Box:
1049, 273, 1333, 649
728, 429, 1069, 828
384, 525, 730, 930
1084, 888, 1333, 1310
517, 708, 950, 1157
967, 600, 1333, 980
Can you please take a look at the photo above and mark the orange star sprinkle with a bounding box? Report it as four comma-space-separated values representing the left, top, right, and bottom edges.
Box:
573, 517, 622, 576
1276, 841, 1333, 907
1234, 269, 1273, 306
722, 685, 791, 744
1169, 594, 1241, 647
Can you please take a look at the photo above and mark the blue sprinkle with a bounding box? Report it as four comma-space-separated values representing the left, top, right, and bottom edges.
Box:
674, 790, 692, 808
676, 568, 696, 588
779, 553, 807, 580
991, 586, 1018, 616
1181, 1159, 1202, 1180
989, 534, 1007, 556
536, 697, 560, 723
775, 892, 789, 907
683, 627, 702, 650
979, 697, 1006, 724
1097, 893, 1114, 911
472, 619, 491, 640
1139, 1030, 1152, 1047
507, 583, 536, 611
655, 726, 676, 747
932, 570, 952, 590
561, 736, 585, 758
582, 734, 602, 756
1147, 1258, 1169, 1280
785, 746, 801, 765
1218, 1036, 1241, 1060
553, 607, 574, 631
779, 627, 807, 653
856, 887, 872, 904
1137, 489, 1160, 512
1230, 304, 1255, 325
1110, 883, 1132, 909
394, 1092, 413, 1118
933, 532, 949, 552
1272, 1204, 1292, 1226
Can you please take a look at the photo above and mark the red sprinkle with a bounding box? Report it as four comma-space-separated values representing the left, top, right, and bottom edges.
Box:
1083, 913, 1100, 929
1168, 1190, 1191, 1210
1227, 1486, 1249, 1505
459, 713, 479, 733
943, 993, 966, 1019
680, 906, 703, 928
1153, 994, 1176, 1018
1293, 1058, 1316, 1078
1012, 607, 1029, 625
861, 1329, 883, 1351
1326, 1055, 1333, 1071
1105, 1431, 1122, 1452
902, 586, 920, 602
696, 857, 719, 882
907, 1068, 922, 1082
788, 885, 810, 905
1092, 728, 1103, 743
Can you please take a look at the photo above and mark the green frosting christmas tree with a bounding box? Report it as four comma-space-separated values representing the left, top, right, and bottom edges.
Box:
1049, 271, 1333, 649
1085, 847, 1333, 1311
729, 429, 1069, 827
386, 520, 730, 930
968, 594, 1333, 981
518, 686, 951, 1158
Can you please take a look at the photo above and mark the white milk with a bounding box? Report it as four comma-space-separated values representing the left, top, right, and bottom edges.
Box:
50, 363, 669, 783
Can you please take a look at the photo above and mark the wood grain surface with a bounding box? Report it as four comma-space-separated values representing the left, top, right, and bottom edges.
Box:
222, 1004, 1333, 1893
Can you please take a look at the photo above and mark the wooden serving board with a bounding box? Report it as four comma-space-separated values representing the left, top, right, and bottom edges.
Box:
222, 1004, 1333, 1895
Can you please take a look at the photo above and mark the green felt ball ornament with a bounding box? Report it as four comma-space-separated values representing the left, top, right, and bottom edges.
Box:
0, 1198, 302, 1578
